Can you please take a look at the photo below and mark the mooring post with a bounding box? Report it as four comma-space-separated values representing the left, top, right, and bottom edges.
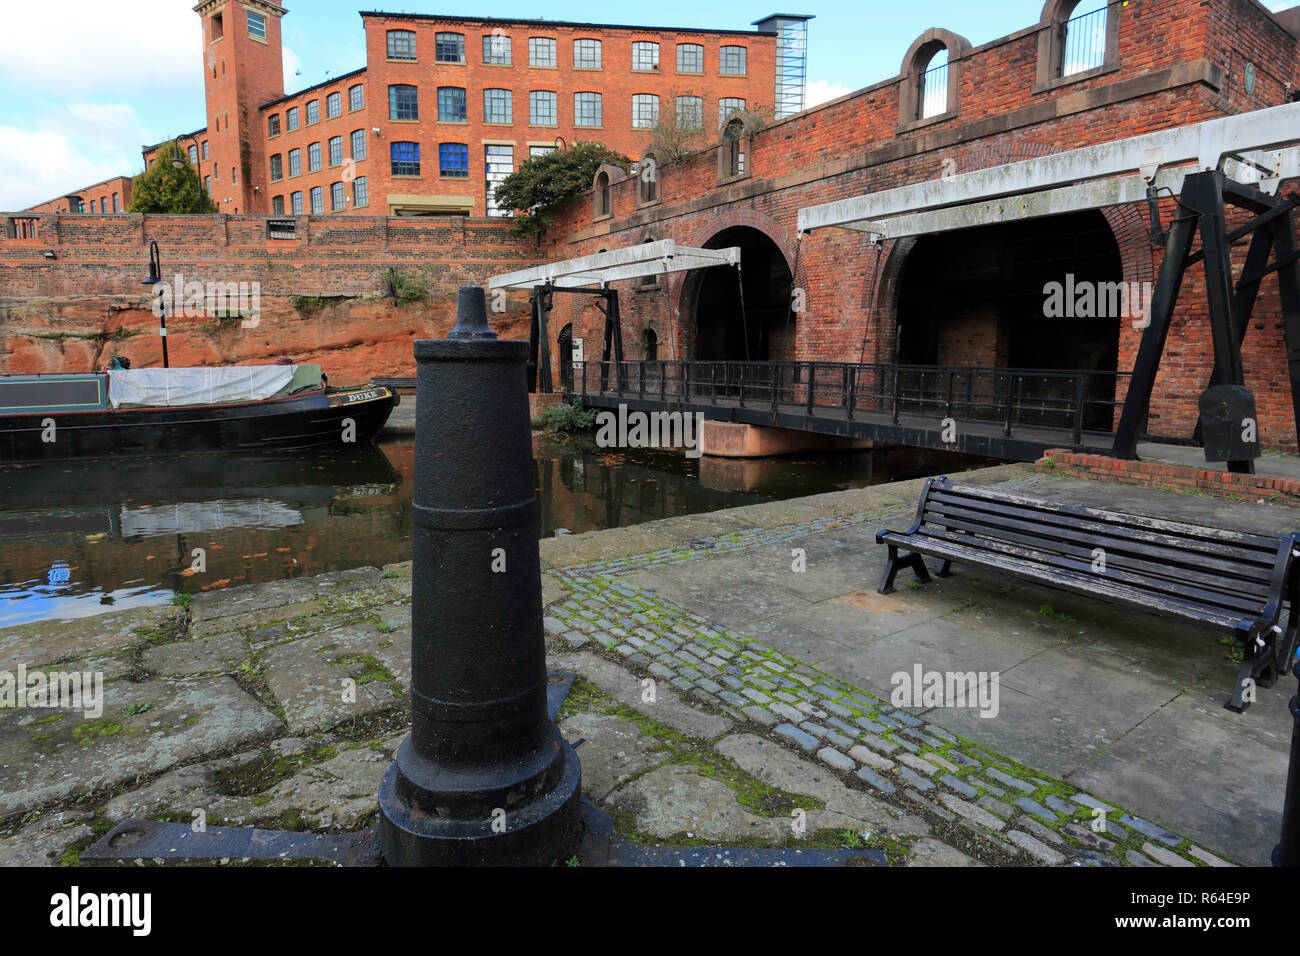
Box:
378, 285, 581, 866
1278, 655, 1300, 867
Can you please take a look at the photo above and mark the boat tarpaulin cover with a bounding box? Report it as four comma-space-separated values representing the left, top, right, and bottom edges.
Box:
106, 366, 297, 408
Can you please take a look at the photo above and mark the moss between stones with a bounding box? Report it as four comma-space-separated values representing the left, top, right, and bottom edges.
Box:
211, 743, 340, 797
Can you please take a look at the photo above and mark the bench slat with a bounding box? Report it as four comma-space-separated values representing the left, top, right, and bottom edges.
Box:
881, 533, 1249, 629
917, 516, 1270, 601
933, 481, 1282, 550
891, 528, 1267, 617
925, 495, 1277, 581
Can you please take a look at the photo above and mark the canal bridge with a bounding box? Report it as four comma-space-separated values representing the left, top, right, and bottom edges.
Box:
563, 359, 1134, 462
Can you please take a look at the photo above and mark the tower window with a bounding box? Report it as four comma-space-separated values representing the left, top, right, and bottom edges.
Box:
247, 12, 266, 41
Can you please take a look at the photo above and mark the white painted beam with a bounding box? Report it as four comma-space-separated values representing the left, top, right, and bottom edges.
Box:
488, 239, 676, 289
797, 101, 1300, 235
490, 244, 740, 290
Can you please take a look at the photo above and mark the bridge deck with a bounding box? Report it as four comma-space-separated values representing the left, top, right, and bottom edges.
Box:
569, 388, 1123, 462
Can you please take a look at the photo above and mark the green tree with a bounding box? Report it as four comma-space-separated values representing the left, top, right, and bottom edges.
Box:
493, 141, 631, 238
129, 142, 218, 214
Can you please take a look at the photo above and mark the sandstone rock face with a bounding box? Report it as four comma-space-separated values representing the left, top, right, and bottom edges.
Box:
0, 293, 533, 387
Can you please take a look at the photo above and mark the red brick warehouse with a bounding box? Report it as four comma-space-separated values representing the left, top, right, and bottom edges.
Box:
127, 3, 793, 218
535, 0, 1300, 451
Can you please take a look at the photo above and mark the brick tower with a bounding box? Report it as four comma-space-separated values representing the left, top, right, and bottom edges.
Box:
193, 0, 286, 214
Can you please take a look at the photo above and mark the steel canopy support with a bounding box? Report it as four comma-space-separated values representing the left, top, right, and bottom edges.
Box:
1273, 207, 1300, 450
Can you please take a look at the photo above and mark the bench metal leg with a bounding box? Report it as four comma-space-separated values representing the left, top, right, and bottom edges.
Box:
1227, 622, 1289, 713
936, 559, 953, 578
878, 544, 932, 595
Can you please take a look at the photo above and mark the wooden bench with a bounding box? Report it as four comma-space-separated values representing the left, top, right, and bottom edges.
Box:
875, 477, 1300, 712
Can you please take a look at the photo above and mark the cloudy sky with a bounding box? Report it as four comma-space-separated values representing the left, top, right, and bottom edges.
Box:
2, 0, 1297, 209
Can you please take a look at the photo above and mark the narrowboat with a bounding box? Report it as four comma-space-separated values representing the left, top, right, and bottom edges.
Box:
0, 363, 398, 463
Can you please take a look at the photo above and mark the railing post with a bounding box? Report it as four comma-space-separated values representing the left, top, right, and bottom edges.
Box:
1003, 373, 1016, 437
378, 286, 580, 866
581, 356, 587, 396
660, 361, 667, 402
944, 370, 954, 422
806, 363, 816, 416
772, 365, 780, 413
847, 365, 857, 421
738, 364, 746, 408
892, 366, 902, 425
1072, 374, 1086, 446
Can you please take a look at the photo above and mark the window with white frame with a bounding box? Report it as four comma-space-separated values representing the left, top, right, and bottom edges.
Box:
485, 144, 514, 216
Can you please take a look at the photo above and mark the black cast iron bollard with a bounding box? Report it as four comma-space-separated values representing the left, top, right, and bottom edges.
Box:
378, 285, 581, 866
1278, 656, 1300, 867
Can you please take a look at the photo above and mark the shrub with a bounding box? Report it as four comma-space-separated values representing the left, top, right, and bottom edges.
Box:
541, 397, 598, 432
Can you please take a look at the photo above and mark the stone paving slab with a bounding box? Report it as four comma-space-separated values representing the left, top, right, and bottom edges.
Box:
0, 605, 185, 672
0, 675, 281, 818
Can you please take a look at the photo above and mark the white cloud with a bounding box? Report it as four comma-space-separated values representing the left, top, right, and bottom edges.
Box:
805, 80, 853, 108
0, 0, 196, 96
0, 126, 135, 210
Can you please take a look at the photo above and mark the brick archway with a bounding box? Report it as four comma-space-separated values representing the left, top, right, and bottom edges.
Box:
672, 208, 798, 361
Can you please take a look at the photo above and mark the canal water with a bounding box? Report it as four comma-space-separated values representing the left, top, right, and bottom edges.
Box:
0, 435, 993, 626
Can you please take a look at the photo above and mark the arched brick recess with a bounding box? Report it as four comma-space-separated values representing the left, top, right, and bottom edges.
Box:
671, 206, 798, 360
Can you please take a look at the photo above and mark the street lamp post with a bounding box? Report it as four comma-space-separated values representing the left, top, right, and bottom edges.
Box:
141, 239, 169, 369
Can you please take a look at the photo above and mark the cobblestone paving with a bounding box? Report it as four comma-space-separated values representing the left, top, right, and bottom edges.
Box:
542, 502, 1236, 867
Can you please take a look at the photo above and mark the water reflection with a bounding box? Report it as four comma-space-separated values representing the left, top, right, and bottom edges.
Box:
0, 435, 993, 624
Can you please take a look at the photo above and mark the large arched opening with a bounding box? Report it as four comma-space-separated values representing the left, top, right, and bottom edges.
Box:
687, 225, 794, 362
893, 209, 1125, 429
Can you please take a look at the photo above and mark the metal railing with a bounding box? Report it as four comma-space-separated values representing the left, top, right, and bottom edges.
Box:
573, 360, 1142, 446
919, 61, 948, 119
1061, 4, 1108, 77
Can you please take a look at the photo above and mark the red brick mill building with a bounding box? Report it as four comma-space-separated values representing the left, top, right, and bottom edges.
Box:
5, 0, 1300, 455
27, 2, 791, 218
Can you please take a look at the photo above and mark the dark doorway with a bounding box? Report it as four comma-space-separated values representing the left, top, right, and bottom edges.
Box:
558, 323, 573, 391
690, 226, 794, 362
894, 210, 1125, 430
642, 327, 658, 361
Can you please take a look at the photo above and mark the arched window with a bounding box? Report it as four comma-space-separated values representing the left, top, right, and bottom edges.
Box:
898, 29, 969, 129
722, 119, 746, 178
594, 169, 611, 218
642, 327, 658, 361
1037, 0, 1120, 87
917, 47, 948, 119
1060, 0, 1109, 76
638, 154, 658, 206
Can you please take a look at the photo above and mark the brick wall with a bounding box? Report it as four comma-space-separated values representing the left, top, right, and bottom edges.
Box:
535, 0, 1300, 450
